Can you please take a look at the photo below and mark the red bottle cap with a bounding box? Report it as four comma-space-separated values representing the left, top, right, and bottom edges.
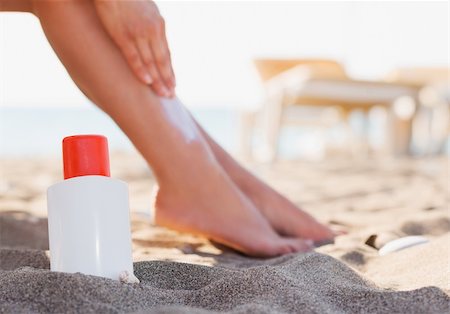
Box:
62, 135, 111, 180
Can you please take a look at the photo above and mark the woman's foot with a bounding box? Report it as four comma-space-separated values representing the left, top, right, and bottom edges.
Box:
153, 162, 313, 257
242, 181, 336, 243
191, 117, 336, 244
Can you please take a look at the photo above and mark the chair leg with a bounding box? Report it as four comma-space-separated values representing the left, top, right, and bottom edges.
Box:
387, 96, 416, 155
260, 95, 284, 162
237, 110, 256, 161
340, 108, 357, 157
428, 102, 450, 154
361, 109, 372, 156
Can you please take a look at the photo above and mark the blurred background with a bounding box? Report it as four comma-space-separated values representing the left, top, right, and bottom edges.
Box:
0, 1, 449, 160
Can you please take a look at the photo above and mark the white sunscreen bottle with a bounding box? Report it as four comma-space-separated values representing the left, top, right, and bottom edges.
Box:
47, 135, 136, 281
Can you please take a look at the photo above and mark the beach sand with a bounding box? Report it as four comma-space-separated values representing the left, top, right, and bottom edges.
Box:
0, 154, 449, 313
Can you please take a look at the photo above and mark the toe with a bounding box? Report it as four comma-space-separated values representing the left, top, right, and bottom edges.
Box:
282, 238, 314, 253
331, 227, 347, 236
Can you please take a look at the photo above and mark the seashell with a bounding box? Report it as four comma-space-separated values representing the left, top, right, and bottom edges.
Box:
379, 236, 429, 256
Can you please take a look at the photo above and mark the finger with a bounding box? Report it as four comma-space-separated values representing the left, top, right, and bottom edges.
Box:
152, 34, 175, 87
120, 39, 152, 85
136, 38, 169, 97
149, 20, 176, 91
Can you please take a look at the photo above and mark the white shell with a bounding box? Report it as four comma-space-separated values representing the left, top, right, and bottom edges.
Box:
379, 236, 429, 256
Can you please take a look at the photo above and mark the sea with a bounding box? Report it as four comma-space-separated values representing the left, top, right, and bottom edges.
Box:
1, 106, 447, 158
0, 105, 325, 159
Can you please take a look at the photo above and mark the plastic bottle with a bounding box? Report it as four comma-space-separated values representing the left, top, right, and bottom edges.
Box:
47, 135, 136, 281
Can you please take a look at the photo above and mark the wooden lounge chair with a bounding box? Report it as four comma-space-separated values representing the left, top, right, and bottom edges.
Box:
387, 67, 449, 155
250, 59, 420, 161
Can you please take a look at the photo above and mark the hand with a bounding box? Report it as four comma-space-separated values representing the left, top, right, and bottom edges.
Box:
94, 0, 175, 97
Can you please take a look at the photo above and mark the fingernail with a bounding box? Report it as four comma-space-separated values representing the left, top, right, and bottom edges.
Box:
143, 74, 152, 85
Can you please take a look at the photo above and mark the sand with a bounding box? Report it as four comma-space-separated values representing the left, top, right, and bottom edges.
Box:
0, 154, 449, 313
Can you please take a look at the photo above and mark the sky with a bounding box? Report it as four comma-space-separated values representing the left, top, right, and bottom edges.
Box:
0, 1, 448, 109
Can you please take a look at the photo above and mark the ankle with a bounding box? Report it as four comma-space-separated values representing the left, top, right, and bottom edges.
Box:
154, 147, 222, 190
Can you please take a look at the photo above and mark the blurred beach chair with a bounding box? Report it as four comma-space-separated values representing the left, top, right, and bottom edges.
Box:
245, 59, 420, 161
386, 67, 450, 155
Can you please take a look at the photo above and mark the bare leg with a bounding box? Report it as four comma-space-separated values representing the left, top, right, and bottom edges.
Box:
193, 120, 335, 241
32, 0, 312, 256
0, 0, 33, 12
